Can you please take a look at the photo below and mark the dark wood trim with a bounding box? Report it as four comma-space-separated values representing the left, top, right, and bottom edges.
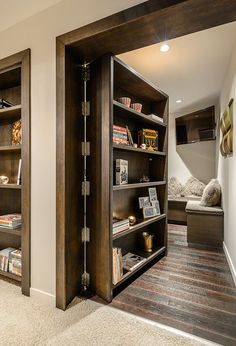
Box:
56, 0, 236, 309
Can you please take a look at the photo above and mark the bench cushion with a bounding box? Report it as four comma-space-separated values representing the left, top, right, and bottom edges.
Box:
168, 195, 201, 203
186, 201, 223, 215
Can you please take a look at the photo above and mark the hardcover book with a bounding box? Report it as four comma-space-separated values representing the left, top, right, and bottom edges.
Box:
115, 159, 128, 185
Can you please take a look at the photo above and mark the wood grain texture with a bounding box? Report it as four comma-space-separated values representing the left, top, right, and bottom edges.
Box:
111, 224, 236, 346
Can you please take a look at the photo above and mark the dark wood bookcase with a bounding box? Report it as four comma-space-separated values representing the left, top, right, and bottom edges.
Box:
0, 50, 30, 295
88, 55, 168, 302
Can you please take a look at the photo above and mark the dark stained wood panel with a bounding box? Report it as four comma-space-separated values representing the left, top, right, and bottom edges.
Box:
111, 224, 236, 346
59, 0, 236, 61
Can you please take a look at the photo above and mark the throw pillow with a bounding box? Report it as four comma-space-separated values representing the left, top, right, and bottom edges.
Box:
181, 176, 206, 197
200, 179, 221, 207
168, 177, 183, 197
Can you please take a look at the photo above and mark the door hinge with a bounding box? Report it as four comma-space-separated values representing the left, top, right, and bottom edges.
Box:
82, 181, 90, 196
82, 101, 90, 116
82, 142, 90, 156
81, 272, 90, 287
82, 227, 90, 242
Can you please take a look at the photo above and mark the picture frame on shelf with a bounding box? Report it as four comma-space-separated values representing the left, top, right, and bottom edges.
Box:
148, 187, 158, 203
143, 205, 158, 219
151, 200, 161, 216
138, 196, 150, 209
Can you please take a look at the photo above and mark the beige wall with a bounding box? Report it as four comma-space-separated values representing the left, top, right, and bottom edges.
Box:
168, 113, 216, 185
216, 42, 236, 282
0, 0, 143, 299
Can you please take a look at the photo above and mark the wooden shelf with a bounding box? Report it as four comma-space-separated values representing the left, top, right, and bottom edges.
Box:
0, 184, 21, 189
113, 100, 166, 127
113, 214, 166, 240
113, 246, 166, 288
0, 269, 21, 282
0, 227, 21, 236
0, 145, 21, 152
113, 181, 166, 191
0, 105, 21, 120
113, 143, 166, 156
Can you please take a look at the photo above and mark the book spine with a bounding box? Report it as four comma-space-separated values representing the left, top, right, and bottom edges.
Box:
17, 159, 22, 185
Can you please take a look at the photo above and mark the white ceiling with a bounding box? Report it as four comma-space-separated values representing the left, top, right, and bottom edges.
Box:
0, 0, 62, 32
119, 22, 236, 115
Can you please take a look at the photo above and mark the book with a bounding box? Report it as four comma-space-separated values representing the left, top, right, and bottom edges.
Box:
12, 120, 22, 145
0, 248, 15, 272
122, 252, 146, 271
17, 159, 22, 185
113, 218, 129, 235
115, 159, 128, 185
113, 125, 129, 145
0, 214, 22, 229
147, 114, 164, 123
9, 249, 22, 277
113, 247, 123, 285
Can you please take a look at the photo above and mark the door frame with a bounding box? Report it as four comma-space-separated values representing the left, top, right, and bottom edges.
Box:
56, 0, 236, 310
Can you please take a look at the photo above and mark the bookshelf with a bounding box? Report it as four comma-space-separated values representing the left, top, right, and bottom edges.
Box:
0, 50, 30, 295
89, 55, 168, 302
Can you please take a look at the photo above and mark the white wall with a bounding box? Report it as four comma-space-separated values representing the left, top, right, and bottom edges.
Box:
168, 114, 216, 184
217, 42, 236, 282
0, 0, 143, 299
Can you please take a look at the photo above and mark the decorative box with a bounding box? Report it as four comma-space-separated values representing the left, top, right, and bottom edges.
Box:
138, 129, 158, 151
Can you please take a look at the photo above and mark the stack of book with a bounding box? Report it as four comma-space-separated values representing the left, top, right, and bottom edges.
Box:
0, 248, 15, 272
113, 125, 128, 145
9, 249, 22, 277
113, 218, 129, 235
113, 247, 123, 285
147, 114, 164, 123
0, 214, 22, 229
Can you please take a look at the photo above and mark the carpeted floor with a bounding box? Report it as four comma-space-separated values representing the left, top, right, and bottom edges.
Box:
0, 280, 212, 346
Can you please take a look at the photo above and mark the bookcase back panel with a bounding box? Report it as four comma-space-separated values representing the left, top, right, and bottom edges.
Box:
0, 190, 21, 214
113, 186, 165, 220
0, 152, 21, 183
0, 67, 21, 91
0, 86, 21, 106
0, 233, 21, 250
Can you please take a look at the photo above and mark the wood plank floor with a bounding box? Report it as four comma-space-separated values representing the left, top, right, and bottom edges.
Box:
111, 224, 236, 346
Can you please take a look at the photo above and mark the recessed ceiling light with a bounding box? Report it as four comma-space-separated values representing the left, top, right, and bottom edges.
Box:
160, 43, 170, 53
176, 99, 182, 103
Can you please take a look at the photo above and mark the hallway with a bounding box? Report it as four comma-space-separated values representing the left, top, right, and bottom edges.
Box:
111, 224, 236, 345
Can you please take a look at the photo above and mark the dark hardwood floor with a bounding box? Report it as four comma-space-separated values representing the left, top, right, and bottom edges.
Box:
111, 224, 236, 346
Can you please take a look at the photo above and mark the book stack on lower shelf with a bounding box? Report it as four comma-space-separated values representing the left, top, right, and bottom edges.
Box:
0, 214, 21, 229
0, 247, 22, 277
113, 218, 129, 236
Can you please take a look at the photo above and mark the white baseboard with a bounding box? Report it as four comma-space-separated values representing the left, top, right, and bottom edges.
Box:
30, 288, 56, 307
223, 242, 236, 286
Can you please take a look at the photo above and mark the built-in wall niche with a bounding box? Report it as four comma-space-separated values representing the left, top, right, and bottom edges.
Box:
0, 67, 21, 106
176, 106, 215, 145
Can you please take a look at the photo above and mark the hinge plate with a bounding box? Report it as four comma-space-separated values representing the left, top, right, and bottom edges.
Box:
82, 272, 90, 287
82, 101, 90, 116
82, 142, 90, 156
82, 181, 90, 196
82, 227, 90, 242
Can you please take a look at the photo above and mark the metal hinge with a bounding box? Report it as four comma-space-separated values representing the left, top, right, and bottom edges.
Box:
82, 142, 90, 156
82, 181, 90, 196
82, 227, 90, 242
81, 272, 90, 287
82, 101, 90, 116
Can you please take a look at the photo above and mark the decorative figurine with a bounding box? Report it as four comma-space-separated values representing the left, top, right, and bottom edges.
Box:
133, 143, 138, 148
0, 176, 9, 185
141, 143, 146, 150
139, 175, 150, 183
128, 215, 136, 226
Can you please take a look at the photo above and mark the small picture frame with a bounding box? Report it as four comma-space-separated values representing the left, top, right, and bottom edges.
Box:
151, 200, 161, 215
139, 196, 150, 209
148, 187, 157, 203
143, 205, 158, 219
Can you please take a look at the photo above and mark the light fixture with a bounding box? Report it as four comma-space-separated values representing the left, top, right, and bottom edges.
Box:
160, 43, 170, 53
176, 99, 182, 103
